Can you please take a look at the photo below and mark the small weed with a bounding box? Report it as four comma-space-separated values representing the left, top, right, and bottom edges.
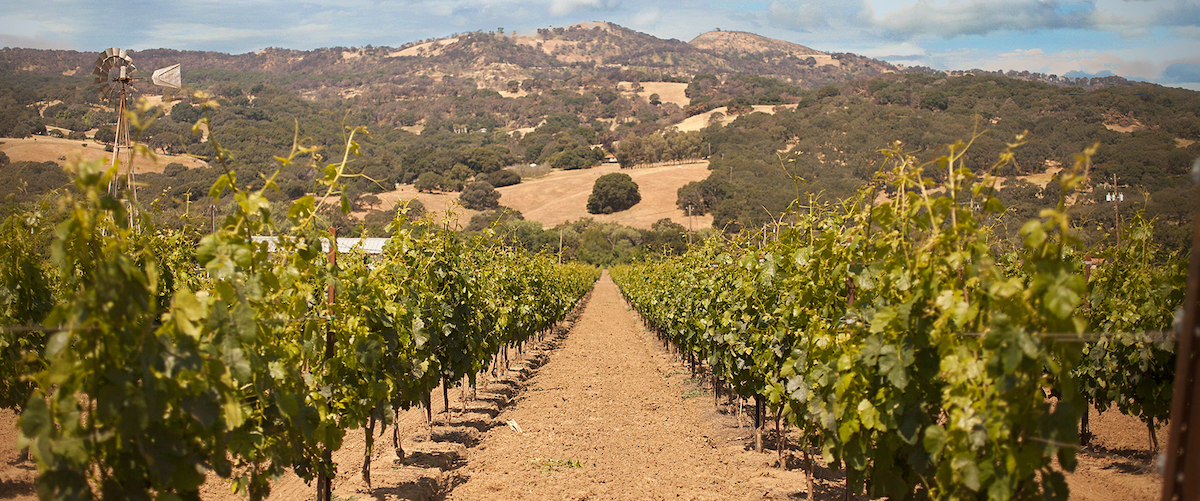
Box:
531, 458, 584, 474
681, 388, 707, 400
662, 370, 689, 379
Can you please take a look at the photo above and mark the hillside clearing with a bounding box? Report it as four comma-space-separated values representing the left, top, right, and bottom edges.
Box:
619, 82, 689, 107
0, 136, 209, 173
496, 162, 712, 230
356, 162, 713, 231
674, 105, 798, 133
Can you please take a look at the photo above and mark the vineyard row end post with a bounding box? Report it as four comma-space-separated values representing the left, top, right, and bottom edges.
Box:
1161, 158, 1200, 501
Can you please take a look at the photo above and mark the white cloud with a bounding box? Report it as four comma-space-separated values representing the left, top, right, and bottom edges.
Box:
632, 7, 662, 28
549, 0, 619, 17
1172, 26, 1200, 39
876, 0, 1099, 39
766, 0, 875, 32
855, 42, 928, 59
962, 47, 1159, 80
0, 33, 74, 50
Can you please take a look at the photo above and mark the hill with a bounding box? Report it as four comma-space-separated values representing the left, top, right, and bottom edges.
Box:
0, 21, 1194, 257
690, 30, 825, 56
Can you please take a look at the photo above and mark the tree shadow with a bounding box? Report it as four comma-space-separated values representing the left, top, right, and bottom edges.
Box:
431, 428, 481, 448
0, 479, 36, 499
450, 416, 500, 433
401, 450, 463, 471
369, 471, 468, 501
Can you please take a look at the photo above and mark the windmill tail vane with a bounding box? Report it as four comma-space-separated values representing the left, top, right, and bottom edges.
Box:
151, 64, 182, 89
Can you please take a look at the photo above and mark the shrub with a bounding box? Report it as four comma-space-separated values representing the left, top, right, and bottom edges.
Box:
459, 181, 501, 210
415, 172, 443, 192
817, 85, 840, 98
587, 173, 640, 214
479, 170, 521, 187
94, 126, 115, 144
465, 207, 523, 231
163, 163, 188, 177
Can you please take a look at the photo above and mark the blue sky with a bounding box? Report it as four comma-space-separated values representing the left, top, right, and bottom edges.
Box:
3, 0, 1198, 90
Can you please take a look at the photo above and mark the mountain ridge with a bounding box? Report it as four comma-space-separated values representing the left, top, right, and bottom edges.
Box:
0, 20, 1142, 103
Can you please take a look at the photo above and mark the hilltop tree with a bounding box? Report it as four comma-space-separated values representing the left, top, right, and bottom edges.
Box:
587, 173, 640, 214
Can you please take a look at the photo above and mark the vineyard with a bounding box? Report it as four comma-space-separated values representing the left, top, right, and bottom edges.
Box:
0, 94, 1191, 500
612, 139, 1187, 499
0, 104, 598, 500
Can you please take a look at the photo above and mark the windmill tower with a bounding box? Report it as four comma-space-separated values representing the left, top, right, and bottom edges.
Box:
90, 48, 181, 201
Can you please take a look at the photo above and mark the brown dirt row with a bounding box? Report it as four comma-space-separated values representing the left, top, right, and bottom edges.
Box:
440, 272, 1166, 500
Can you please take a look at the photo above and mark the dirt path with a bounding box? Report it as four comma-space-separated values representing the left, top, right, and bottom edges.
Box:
447, 271, 809, 500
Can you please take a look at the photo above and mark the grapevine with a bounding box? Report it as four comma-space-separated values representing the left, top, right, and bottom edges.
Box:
613, 138, 1119, 499
7, 96, 598, 500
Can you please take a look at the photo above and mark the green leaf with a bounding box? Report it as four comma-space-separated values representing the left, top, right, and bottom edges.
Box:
223, 398, 246, 430
870, 307, 896, 334
923, 425, 947, 459
209, 173, 232, 199
952, 454, 981, 491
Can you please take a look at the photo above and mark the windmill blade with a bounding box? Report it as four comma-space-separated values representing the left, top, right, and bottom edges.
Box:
151, 64, 181, 89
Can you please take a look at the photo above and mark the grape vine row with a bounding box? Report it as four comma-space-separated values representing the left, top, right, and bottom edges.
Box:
612, 139, 1185, 500
0, 104, 598, 500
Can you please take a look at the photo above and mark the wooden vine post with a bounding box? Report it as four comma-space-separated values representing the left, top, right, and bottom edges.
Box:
317, 228, 337, 501
1161, 164, 1200, 501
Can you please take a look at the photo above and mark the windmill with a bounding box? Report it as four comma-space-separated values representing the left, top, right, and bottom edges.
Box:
90, 48, 182, 201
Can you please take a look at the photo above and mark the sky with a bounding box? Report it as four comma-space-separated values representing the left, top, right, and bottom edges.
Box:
2, 0, 1198, 90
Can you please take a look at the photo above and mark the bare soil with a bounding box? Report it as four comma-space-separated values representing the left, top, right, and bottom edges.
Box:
0, 274, 1168, 500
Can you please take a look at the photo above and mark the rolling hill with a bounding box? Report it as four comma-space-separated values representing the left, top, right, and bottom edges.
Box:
0, 20, 1190, 257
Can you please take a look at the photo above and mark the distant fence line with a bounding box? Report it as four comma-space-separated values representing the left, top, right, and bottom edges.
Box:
620, 156, 708, 170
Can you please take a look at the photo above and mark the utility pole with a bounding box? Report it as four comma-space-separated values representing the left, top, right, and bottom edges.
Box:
1102, 173, 1128, 248
687, 205, 693, 245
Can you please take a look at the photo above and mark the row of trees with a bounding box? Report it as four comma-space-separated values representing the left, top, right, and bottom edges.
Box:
615, 129, 705, 168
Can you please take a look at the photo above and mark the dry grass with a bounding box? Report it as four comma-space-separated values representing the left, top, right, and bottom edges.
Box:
0, 135, 208, 173
388, 38, 459, 58
349, 162, 712, 230
510, 164, 551, 179
673, 104, 797, 133
634, 82, 689, 107
494, 161, 712, 230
